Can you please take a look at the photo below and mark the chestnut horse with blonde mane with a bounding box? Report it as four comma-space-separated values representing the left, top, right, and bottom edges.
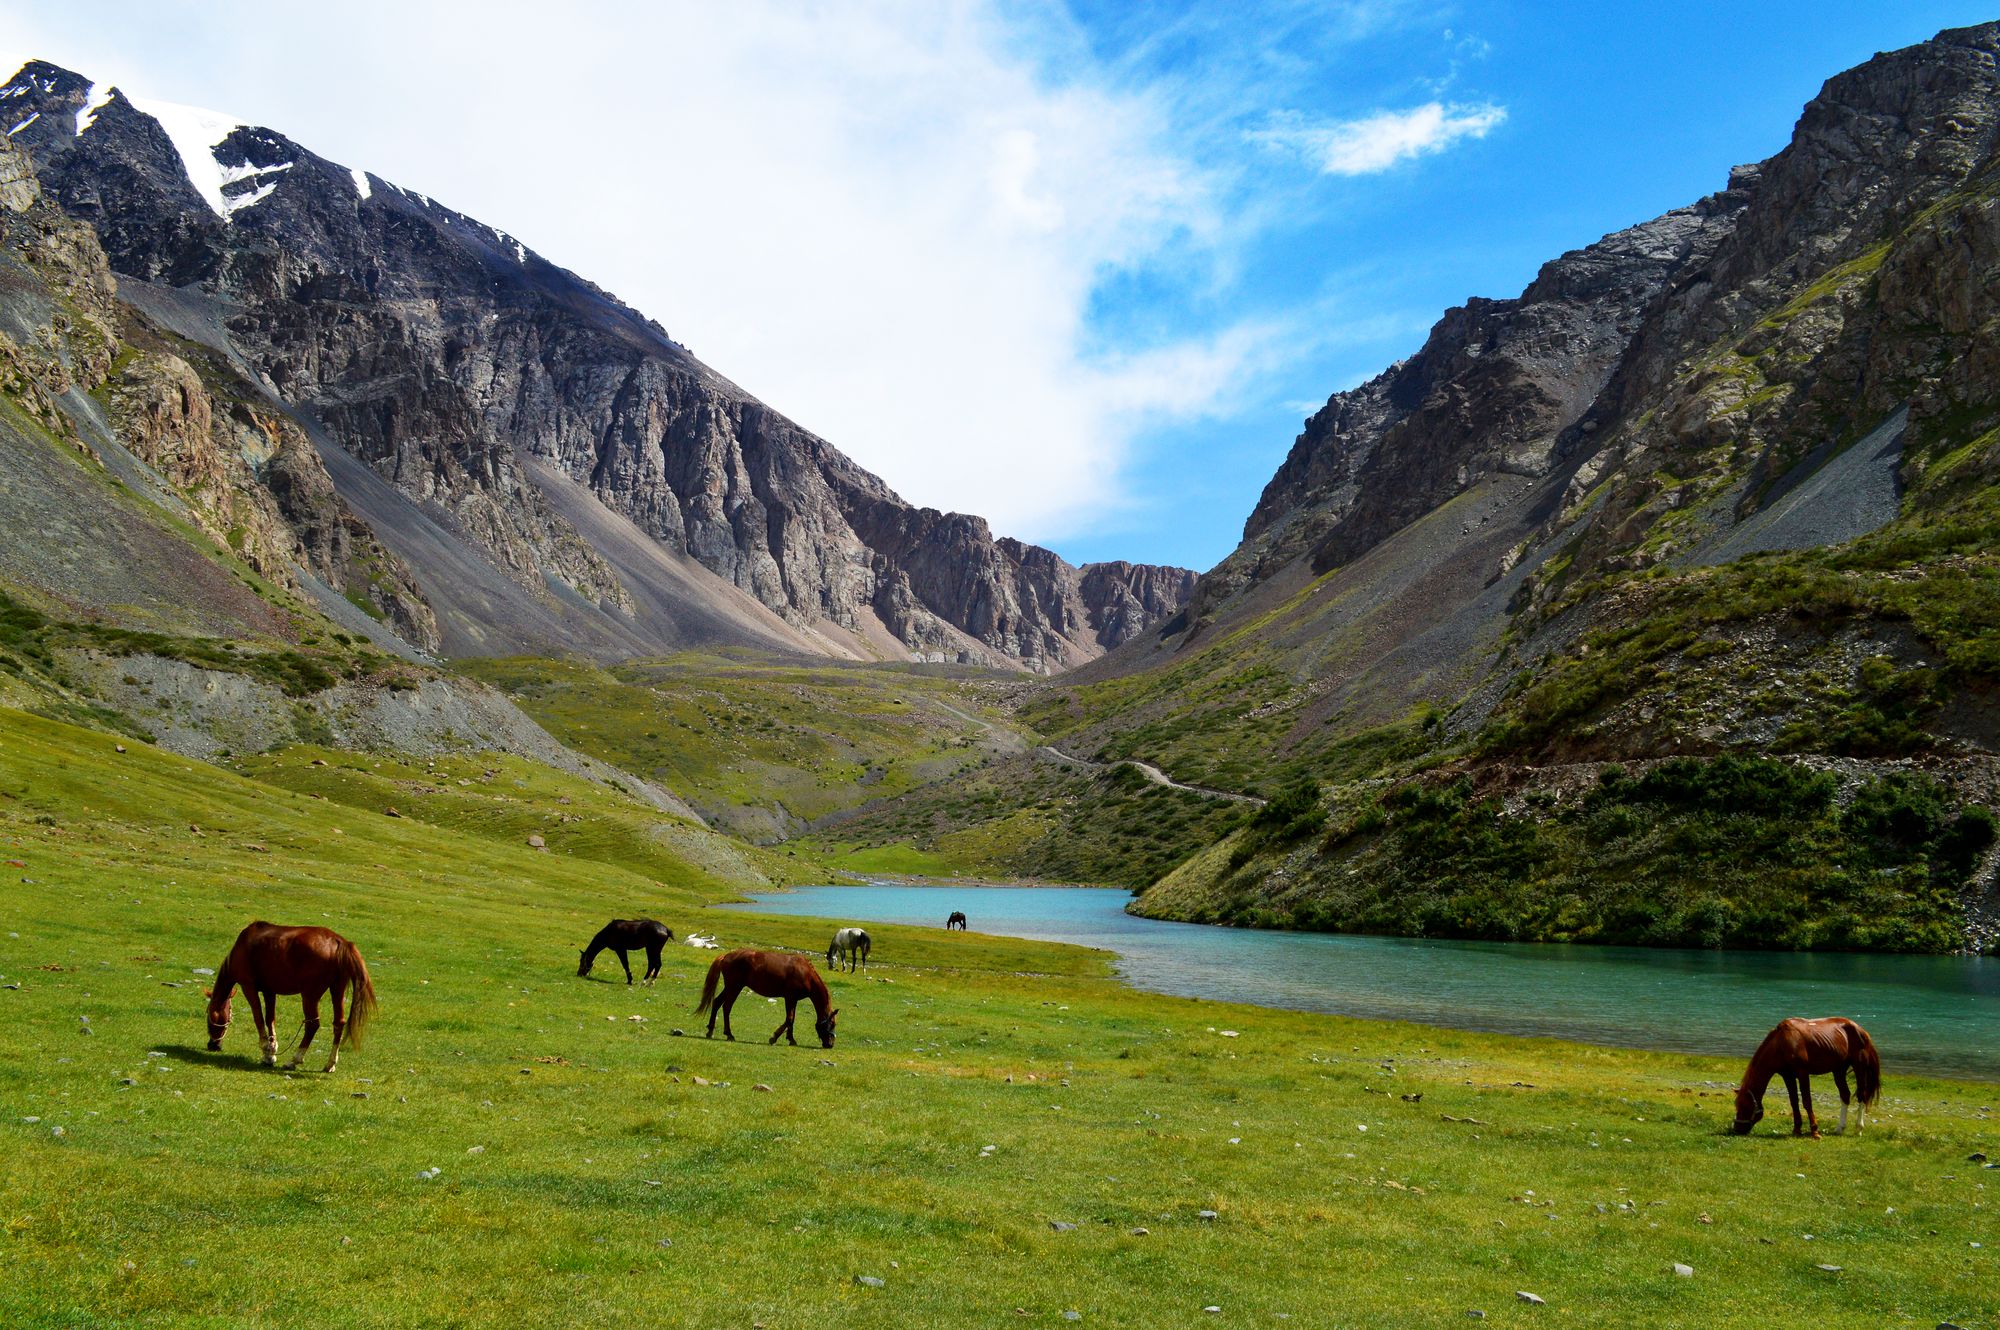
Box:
1732, 1016, 1880, 1138
206, 922, 376, 1072
693, 948, 837, 1047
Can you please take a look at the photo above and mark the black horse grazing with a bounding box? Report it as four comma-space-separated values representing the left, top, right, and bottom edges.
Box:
946, 911, 967, 931
578, 918, 675, 985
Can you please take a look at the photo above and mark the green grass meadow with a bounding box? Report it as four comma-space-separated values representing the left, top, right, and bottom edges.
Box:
2, 706, 1996, 1328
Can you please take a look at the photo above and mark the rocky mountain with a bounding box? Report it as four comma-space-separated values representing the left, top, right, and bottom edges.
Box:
1026, 23, 2000, 950
0, 60, 1189, 672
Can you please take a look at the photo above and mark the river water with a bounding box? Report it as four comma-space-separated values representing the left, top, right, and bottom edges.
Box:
727, 883, 2000, 1081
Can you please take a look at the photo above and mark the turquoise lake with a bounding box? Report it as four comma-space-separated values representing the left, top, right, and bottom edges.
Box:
728, 883, 2000, 1081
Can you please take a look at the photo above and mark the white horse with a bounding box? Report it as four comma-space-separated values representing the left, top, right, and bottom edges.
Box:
827, 926, 871, 972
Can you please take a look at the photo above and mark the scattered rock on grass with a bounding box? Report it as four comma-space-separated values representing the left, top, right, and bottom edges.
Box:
1516, 1291, 1545, 1305
1673, 1263, 1693, 1277
854, 1275, 885, 1289
1198, 1210, 1218, 1220
1815, 1263, 1842, 1273
1129, 1227, 1149, 1237
1049, 1221, 1077, 1232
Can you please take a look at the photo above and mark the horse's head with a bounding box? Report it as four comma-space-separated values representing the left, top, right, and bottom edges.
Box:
816, 1007, 839, 1049
1730, 1086, 1764, 1135
204, 987, 230, 1050
577, 949, 592, 978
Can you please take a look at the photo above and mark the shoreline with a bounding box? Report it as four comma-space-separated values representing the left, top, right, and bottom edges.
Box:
725, 882, 2000, 1084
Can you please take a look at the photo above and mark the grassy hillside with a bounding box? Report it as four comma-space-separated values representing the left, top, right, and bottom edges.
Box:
3, 704, 1996, 1328
801, 755, 1248, 889
1140, 756, 1996, 951
458, 654, 1029, 842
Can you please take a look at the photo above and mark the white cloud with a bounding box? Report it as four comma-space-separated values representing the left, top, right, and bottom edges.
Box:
1266, 101, 1506, 176
0, 0, 1277, 545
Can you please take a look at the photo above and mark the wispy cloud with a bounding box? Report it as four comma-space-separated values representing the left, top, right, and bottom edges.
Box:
1262, 101, 1506, 176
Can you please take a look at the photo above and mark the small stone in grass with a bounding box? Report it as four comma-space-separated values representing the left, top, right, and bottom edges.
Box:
1466, 1314, 1485, 1321
753, 1083, 772, 1093
657, 1238, 672, 1248
1516, 1291, 1545, 1305
1673, 1263, 1693, 1277
854, 1275, 885, 1288
1129, 1227, 1149, 1236
1064, 1313, 1081, 1323
1049, 1221, 1077, 1232
1815, 1263, 1842, 1273
1199, 1210, 1218, 1220
466, 1145, 485, 1154
1203, 1307, 1221, 1315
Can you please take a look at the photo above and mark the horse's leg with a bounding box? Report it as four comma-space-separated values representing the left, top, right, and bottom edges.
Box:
325, 981, 348, 1074
618, 948, 634, 985
772, 997, 797, 1045
286, 989, 322, 1070
1782, 1072, 1801, 1135
241, 984, 273, 1065
1801, 1076, 1820, 1139
721, 981, 739, 1041
1834, 1068, 1852, 1136
645, 946, 661, 985
257, 990, 280, 1065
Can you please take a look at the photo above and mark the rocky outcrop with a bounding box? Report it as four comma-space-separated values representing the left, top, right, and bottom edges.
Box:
0, 60, 1191, 670
1191, 22, 2000, 650
0, 124, 439, 650
1232, 196, 1746, 600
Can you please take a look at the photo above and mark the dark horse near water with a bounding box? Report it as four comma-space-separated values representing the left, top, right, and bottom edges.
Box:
1732, 1016, 1880, 1138
579, 918, 675, 984
693, 949, 837, 1047
946, 911, 967, 931
206, 922, 376, 1072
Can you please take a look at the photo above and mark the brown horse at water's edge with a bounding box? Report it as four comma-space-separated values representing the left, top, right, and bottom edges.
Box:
206, 922, 376, 1071
1732, 1016, 1880, 1138
693, 949, 837, 1047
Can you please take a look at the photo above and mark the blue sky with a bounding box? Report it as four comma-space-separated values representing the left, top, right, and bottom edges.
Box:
1, 1, 1993, 573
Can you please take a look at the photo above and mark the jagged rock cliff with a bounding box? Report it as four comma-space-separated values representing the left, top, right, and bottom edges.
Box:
0, 60, 1189, 671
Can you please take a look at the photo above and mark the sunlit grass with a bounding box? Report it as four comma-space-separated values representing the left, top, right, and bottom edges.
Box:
0, 706, 1993, 1328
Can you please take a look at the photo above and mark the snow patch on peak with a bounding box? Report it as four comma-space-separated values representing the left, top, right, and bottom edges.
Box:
349, 166, 372, 200
126, 95, 245, 217
219, 158, 291, 216
75, 81, 114, 137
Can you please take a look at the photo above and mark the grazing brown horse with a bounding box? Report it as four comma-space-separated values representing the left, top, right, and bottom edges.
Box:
692, 949, 837, 1048
579, 918, 675, 984
946, 911, 967, 931
1732, 1017, 1880, 1138
205, 922, 376, 1072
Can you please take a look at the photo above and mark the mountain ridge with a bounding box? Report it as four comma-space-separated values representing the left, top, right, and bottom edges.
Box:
1, 58, 1192, 673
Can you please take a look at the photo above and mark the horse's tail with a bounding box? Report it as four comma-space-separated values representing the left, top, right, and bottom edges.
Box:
1846, 1020, 1880, 1106
692, 956, 723, 1016
337, 938, 377, 1049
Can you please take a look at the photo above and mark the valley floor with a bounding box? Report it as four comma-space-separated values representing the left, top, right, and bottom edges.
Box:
0, 706, 1994, 1328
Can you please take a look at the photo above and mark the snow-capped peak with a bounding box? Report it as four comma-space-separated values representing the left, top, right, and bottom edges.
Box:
120, 94, 253, 219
